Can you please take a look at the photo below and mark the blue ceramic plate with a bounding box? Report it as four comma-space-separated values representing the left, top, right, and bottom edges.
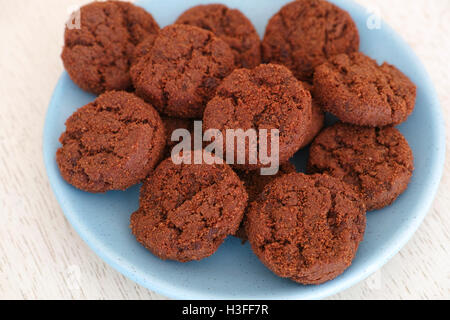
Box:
43, 0, 445, 299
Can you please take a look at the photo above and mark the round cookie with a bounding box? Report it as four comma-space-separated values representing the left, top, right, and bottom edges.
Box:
234, 162, 297, 241
203, 64, 312, 170
131, 24, 236, 119
175, 4, 261, 68
61, 1, 160, 94
56, 91, 166, 193
299, 82, 325, 149
246, 173, 366, 285
307, 122, 414, 211
130, 152, 248, 262
313, 52, 417, 127
262, 0, 359, 81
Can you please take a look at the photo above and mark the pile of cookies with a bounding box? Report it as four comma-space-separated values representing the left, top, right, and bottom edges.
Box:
56, 0, 415, 285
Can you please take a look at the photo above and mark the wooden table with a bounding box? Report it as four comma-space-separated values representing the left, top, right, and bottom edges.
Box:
0, 0, 448, 299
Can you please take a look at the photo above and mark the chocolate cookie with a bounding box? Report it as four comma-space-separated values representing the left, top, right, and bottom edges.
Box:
131, 24, 236, 119
61, 1, 160, 94
313, 52, 417, 126
262, 0, 359, 82
56, 91, 165, 193
132, 33, 158, 64
175, 4, 261, 68
234, 162, 297, 241
246, 173, 366, 285
299, 82, 325, 149
307, 122, 414, 211
130, 152, 248, 262
203, 64, 312, 169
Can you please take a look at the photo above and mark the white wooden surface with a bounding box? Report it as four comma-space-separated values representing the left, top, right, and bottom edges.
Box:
0, 0, 449, 300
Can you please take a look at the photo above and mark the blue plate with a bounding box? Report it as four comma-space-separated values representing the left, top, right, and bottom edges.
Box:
43, 0, 445, 299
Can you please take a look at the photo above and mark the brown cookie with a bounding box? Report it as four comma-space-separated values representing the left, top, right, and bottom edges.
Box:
130, 152, 248, 262
313, 52, 417, 126
307, 122, 414, 211
262, 0, 359, 82
246, 173, 366, 285
300, 100, 325, 148
56, 91, 165, 193
131, 33, 158, 64
175, 4, 261, 68
299, 82, 325, 149
131, 24, 236, 119
203, 64, 312, 169
61, 1, 160, 94
234, 162, 297, 241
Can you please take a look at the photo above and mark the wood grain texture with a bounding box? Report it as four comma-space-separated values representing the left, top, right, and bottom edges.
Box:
0, 0, 448, 300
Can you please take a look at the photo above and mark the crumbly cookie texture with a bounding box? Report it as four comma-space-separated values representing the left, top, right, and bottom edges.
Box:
234, 162, 297, 241
313, 52, 417, 126
176, 4, 261, 68
62, 1, 159, 94
203, 63, 312, 169
299, 82, 325, 148
307, 122, 414, 210
130, 152, 248, 262
246, 173, 366, 285
131, 24, 235, 119
56, 91, 166, 193
262, 0, 359, 81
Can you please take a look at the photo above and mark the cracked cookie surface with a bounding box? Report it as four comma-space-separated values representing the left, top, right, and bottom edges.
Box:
56, 91, 165, 193
246, 173, 366, 285
262, 0, 359, 82
307, 122, 414, 210
203, 64, 312, 169
234, 162, 297, 241
175, 4, 261, 68
131, 24, 235, 119
61, 1, 160, 94
130, 152, 248, 262
313, 52, 417, 126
